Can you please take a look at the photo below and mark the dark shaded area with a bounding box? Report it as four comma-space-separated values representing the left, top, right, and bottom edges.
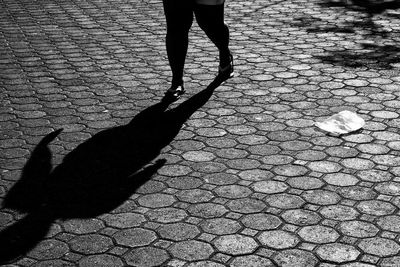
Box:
0, 76, 225, 264
318, 42, 400, 68
292, 0, 400, 69
320, 0, 400, 15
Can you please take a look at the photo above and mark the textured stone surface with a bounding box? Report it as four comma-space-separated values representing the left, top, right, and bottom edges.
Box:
339, 220, 379, 238
79, 255, 124, 267
70, 234, 113, 254
298, 225, 339, 243
113, 228, 157, 247
259, 230, 299, 249
157, 223, 200, 241
201, 218, 242, 235
273, 249, 318, 267
358, 237, 400, 257
230, 255, 275, 267
170, 240, 214, 260
241, 213, 282, 230
214, 234, 258, 255
124, 247, 169, 267
281, 209, 321, 226
2, 0, 400, 265
316, 243, 360, 263
28, 240, 69, 260
101, 213, 145, 228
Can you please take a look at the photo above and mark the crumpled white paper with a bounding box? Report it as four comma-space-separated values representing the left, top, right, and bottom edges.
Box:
315, 110, 365, 135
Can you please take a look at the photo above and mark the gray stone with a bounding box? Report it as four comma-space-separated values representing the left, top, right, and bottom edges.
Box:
113, 228, 157, 247
170, 240, 214, 260
70, 234, 113, 254
258, 230, 299, 249
201, 218, 242, 235
273, 249, 318, 267
214, 234, 258, 255
157, 223, 200, 241
124, 247, 169, 267
316, 243, 360, 263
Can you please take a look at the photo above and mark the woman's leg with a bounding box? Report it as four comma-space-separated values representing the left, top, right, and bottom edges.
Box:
194, 3, 231, 68
162, 0, 193, 87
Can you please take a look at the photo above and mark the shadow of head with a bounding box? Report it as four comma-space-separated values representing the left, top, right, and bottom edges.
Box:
0, 76, 224, 264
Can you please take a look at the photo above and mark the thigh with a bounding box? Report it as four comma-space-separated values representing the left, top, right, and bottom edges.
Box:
194, 0, 224, 5
163, 0, 194, 30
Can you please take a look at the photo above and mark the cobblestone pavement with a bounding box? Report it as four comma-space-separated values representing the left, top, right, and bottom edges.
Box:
1, 0, 400, 266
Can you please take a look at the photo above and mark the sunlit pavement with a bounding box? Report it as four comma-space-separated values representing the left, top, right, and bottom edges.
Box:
1, 0, 400, 266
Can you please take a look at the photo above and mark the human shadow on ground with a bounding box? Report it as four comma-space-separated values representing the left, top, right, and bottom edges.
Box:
291, 0, 400, 69
0, 75, 226, 264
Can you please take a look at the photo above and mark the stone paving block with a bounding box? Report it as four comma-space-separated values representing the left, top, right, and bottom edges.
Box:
298, 225, 339, 243
27, 240, 69, 260
320, 205, 359, 221
358, 237, 400, 257
273, 249, 318, 267
79, 254, 124, 267
200, 218, 242, 235
170, 240, 214, 261
157, 222, 200, 241
230, 255, 275, 267
2, 0, 400, 265
70, 234, 113, 254
281, 209, 321, 226
124, 247, 169, 267
101, 212, 146, 228
259, 229, 299, 249
316, 243, 360, 263
241, 213, 282, 230
214, 234, 258, 255
113, 228, 157, 248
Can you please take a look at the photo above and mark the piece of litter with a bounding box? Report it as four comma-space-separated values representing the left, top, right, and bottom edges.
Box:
315, 110, 365, 135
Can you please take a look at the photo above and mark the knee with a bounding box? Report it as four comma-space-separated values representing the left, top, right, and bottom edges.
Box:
167, 21, 192, 39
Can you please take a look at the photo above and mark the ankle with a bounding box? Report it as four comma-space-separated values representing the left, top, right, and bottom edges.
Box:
171, 79, 184, 88
219, 51, 231, 67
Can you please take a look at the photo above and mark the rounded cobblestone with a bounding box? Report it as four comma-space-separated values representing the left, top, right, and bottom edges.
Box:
357, 200, 396, 216
101, 213, 145, 228
170, 240, 214, 260
70, 234, 113, 254
28, 240, 69, 260
241, 213, 282, 230
113, 228, 157, 248
124, 247, 169, 267
201, 218, 242, 235
316, 243, 360, 263
157, 223, 200, 241
320, 205, 359, 221
230, 255, 275, 267
79, 254, 124, 267
358, 237, 400, 257
177, 189, 214, 203
3, 0, 400, 265
266, 193, 305, 209
281, 209, 322, 226
259, 230, 299, 249
298, 225, 339, 243
302, 190, 341, 205
339, 220, 379, 238
273, 249, 318, 267
215, 234, 258, 255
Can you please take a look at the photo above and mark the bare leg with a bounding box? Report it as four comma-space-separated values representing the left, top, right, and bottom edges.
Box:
194, 3, 231, 67
163, 0, 194, 87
